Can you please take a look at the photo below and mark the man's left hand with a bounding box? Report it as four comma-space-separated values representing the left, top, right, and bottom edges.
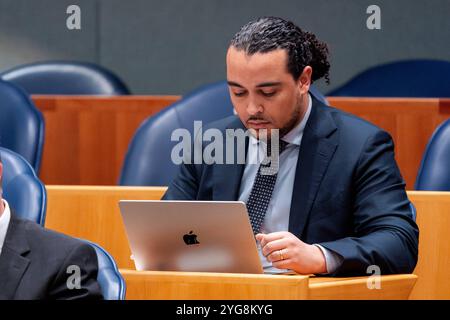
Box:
256, 231, 327, 274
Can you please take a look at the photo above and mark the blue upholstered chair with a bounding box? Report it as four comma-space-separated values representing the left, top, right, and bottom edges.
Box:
415, 119, 450, 191
0, 80, 45, 173
120, 81, 327, 186
120, 81, 229, 186
1, 61, 130, 95
328, 59, 450, 98
0, 147, 46, 225
81, 240, 126, 300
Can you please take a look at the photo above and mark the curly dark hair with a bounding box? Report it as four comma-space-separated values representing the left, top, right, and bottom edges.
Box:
230, 16, 330, 84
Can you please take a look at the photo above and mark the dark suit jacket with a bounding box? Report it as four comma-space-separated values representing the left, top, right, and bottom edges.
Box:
0, 212, 103, 299
163, 96, 419, 276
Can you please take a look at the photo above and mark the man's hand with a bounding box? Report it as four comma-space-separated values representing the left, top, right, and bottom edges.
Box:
256, 231, 327, 274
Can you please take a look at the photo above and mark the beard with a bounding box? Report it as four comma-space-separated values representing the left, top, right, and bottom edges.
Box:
279, 92, 305, 138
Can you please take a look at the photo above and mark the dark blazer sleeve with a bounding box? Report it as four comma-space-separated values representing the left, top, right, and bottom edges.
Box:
163, 162, 200, 200
318, 130, 419, 276
48, 242, 103, 300
163, 126, 205, 200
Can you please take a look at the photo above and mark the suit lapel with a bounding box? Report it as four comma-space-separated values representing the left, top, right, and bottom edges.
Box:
0, 213, 31, 299
289, 98, 338, 239
213, 117, 248, 201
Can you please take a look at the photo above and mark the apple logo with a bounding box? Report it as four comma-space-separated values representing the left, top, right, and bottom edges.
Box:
183, 230, 200, 245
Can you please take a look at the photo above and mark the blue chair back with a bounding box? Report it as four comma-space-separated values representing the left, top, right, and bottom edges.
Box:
119, 81, 327, 186
120, 81, 231, 186
415, 119, 450, 190
80, 239, 126, 300
0, 80, 45, 172
1, 61, 130, 95
328, 59, 450, 98
0, 147, 46, 225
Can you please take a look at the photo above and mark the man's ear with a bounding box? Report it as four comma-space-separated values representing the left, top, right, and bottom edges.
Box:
298, 66, 312, 94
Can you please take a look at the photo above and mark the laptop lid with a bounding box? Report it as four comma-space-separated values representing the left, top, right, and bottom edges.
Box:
119, 200, 263, 274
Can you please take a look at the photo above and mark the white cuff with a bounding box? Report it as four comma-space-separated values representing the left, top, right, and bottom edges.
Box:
313, 244, 344, 274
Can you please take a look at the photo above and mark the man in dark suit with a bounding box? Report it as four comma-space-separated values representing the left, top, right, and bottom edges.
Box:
0, 154, 103, 299
164, 17, 419, 276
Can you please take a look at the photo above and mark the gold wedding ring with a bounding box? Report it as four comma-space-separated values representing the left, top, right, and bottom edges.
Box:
279, 249, 284, 261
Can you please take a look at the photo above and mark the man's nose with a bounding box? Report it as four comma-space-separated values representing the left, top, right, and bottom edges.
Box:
247, 100, 263, 115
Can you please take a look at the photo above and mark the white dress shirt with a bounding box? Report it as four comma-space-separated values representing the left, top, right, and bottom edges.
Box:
238, 94, 343, 274
0, 199, 12, 256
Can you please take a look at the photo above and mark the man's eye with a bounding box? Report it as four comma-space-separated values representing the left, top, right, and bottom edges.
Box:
233, 91, 246, 97
261, 91, 276, 97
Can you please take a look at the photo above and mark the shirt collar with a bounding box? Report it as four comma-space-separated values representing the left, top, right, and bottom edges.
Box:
249, 93, 312, 146
0, 199, 12, 255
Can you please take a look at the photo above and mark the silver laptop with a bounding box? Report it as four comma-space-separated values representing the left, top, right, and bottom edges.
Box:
119, 200, 263, 274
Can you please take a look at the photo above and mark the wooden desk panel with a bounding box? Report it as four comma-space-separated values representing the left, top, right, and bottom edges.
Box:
33, 95, 180, 185
44, 186, 450, 299
408, 192, 450, 299
120, 270, 416, 300
309, 274, 417, 300
120, 270, 309, 300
